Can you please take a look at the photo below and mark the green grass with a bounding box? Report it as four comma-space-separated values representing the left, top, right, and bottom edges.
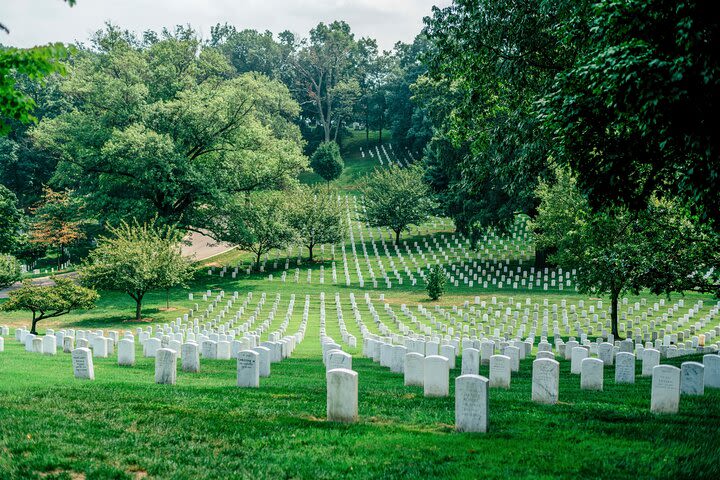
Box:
2, 131, 720, 478
1, 333, 719, 479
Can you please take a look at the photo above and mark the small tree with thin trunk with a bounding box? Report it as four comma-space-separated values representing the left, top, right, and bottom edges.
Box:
1, 276, 98, 335
533, 170, 719, 339
361, 165, 435, 243
288, 186, 344, 262
79, 219, 193, 321
208, 192, 295, 270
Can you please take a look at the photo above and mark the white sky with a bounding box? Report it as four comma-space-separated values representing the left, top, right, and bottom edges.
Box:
1, 0, 452, 51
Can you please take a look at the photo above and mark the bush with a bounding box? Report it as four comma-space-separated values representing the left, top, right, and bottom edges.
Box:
426, 265, 447, 301
0, 255, 21, 288
310, 141, 344, 183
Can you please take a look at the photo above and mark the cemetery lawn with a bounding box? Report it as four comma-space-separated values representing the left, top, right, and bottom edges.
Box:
2, 320, 720, 479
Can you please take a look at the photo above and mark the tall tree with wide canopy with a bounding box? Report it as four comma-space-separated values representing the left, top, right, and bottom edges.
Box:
540, 0, 720, 229
291, 21, 362, 143
422, 0, 593, 235
31, 26, 307, 228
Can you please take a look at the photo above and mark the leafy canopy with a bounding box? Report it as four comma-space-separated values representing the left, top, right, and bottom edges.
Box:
310, 141, 344, 183
0, 276, 98, 334
79, 218, 193, 320
361, 165, 435, 243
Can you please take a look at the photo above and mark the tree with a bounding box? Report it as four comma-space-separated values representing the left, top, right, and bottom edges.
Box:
291, 21, 361, 142
207, 192, 295, 270
0, 276, 98, 335
310, 141, 344, 184
32, 26, 307, 227
0, 254, 21, 288
361, 165, 435, 243
426, 265, 447, 301
540, 0, 720, 230
421, 0, 593, 235
288, 186, 344, 262
532, 170, 719, 338
0, 184, 22, 253
0, 45, 70, 134
28, 186, 86, 269
79, 219, 193, 321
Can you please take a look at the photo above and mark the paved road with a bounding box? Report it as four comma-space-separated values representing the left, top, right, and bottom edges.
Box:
0, 230, 235, 299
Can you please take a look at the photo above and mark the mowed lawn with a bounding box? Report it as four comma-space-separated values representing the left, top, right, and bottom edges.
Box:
1, 303, 719, 479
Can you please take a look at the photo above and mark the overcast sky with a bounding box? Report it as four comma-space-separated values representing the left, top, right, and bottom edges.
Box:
2, 0, 452, 51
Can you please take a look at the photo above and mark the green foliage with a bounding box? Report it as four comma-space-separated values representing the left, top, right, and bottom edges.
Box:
291, 21, 362, 142
206, 192, 295, 269
310, 141, 344, 183
426, 265, 447, 301
0, 276, 97, 334
288, 186, 344, 261
0, 44, 69, 134
31, 27, 307, 227
421, 0, 592, 234
532, 169, 719, 336
79, 219, 193, 320
0, 254, 21, 288
540, 0, 720, 229
361, 165, 435, 243
0, 184, 22, 253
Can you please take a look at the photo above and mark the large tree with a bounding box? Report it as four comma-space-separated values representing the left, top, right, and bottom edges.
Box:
288, 186, 344, 262
291, 21, 361, 143
533, 170, 719, 338
79, 219, 193, 321
540, 0, 720, 229
421, 0, 593, 235
1, 276, 98, 335
31, 26, 307, 227
361, 165, 435, 243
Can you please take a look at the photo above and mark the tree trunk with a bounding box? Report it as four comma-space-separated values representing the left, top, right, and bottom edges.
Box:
255, 251, 262, 270
308, 244, 314, 262
394, 228, 401, 244
135, 296, 143, 321
30, 312, 38, 335
57, 245, 63, 270
611, 289, 621, 339
379, 127, 382, 145
166, 288, 170, 310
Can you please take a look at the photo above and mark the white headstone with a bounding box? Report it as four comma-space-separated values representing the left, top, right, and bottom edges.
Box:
489, 354, 511, 389
155, 348, 177, 385
237, 350, 260, 388
253, 346, 271, 377
532, 358, 559, 404
461, 348, 480, 375
423, 355, 449, 397
455, 374, 489, 433
570, 346, 588, 374
580, 357, 603, 391
703, 354, 720, 388
680, 362, 704, 396
651, 364, 680, 413
326, 368, 358, 423
615, 352, 635, 384
642, 349, 660, 377
404, 352, 424, 387
181, 342, 200, 373
118, 338, 135, 366
72, 347, 95, 380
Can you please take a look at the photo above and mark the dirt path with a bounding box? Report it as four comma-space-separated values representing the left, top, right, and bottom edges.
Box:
0, 230, 234, 299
